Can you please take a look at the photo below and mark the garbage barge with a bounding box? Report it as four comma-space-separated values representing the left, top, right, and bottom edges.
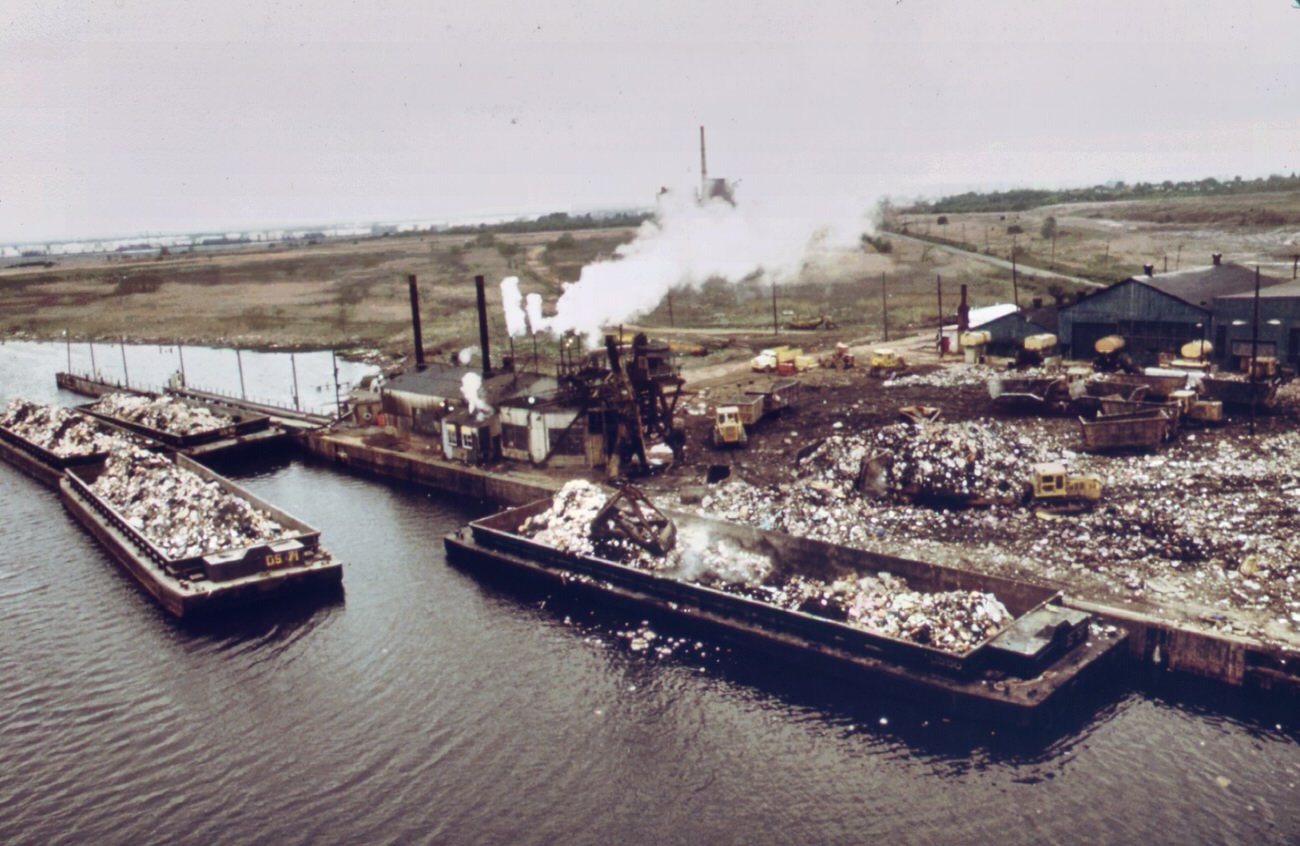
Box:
60, 449, 342, 618
445, 487, 1126, 725
79, 393, 288, 458
0, 399, 136, 488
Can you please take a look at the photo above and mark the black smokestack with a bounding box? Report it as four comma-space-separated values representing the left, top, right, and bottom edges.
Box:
957, 284, 970, 333
475, 274, 491, 376
604, 334, 623, 374
408, 274, 425, 371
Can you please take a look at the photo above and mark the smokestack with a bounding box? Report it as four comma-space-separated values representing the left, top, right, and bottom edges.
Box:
1212, 253, 1222, 266
957, 284, 970, 333
604, 334, 623, 375
408, 274, 425, 370
474, 274, 492, 376
699, 126, 708, 201
1143, 263, 1154, 277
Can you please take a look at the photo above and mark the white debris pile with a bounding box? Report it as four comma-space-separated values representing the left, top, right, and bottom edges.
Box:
721, 571, 1009, 654
0, 398, 134, 457
90, 393, 232, 435
798, 420, 1048, 503
883, 363, 1000, 389
90, 447, 287, 559
520, 480, 610, 558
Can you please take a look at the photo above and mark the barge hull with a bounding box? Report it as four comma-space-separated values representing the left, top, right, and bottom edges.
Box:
444, 526, 1126, 725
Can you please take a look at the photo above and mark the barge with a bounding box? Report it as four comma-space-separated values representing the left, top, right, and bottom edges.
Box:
79, 396, 288, 458
60, 453, 342, 618
0, 421, 111, 488
446, 499, 1126, 724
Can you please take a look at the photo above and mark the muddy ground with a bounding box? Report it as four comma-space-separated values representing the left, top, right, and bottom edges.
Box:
654, 353, 1300, 650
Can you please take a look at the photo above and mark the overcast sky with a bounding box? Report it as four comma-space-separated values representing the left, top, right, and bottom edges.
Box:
2, 0, 1297, 243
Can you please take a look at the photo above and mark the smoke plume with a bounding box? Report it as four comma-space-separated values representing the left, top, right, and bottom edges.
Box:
499, 188, 873, 345
460, 372, 492, 418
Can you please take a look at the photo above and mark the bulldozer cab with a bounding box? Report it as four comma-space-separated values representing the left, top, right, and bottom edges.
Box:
1031, 462, 1069, 497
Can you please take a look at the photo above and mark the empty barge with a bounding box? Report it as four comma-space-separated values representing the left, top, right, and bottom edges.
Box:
60, 453, 342, 618
446, 500, 1126, 724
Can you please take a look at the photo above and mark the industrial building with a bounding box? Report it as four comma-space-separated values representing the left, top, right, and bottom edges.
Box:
1214, 278, 1300, 369
1056, 255, 1286, 364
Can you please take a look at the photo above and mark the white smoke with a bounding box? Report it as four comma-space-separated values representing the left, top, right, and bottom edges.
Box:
499, 187, 873, 345
456, 346, 479, 365
500, 276, 528, 336
460, 372, 492, 418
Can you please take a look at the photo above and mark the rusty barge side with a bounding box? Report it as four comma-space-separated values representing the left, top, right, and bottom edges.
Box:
446, 500, 1127, 725
60, 454, 342, 618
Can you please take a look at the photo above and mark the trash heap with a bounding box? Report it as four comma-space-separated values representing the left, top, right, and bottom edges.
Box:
727, 573, 1009, 653
800, 421, 1048, 504
883, 364, 999, 389
90, 447, 287, 559
520, 481, 1011, 654
0, 398, 134, 457
90, 393, 232, 435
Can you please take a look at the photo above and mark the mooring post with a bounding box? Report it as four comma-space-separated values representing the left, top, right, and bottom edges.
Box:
120, 338, 130, 388
290, 353, 300, 411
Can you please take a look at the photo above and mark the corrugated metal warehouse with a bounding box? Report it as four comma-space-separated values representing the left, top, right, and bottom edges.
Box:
1057, 255, 1286, 364
1214, 278, 1300, 369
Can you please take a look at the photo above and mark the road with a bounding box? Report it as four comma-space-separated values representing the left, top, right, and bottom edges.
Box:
890, 232, 1106, 288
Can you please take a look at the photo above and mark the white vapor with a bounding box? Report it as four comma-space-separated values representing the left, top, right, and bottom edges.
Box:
460, 372, 492, 418
499, 187, 874, 345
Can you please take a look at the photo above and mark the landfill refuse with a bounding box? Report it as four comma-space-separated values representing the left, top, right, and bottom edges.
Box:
0, 398, 135, 457
90, 393, 233, 435
90, 447, 287, 559
519, 480, 1011, 654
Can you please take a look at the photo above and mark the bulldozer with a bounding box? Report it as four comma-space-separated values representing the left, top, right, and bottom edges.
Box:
818, 342, 856, 370
867, 348, 907, 378
1026, 462, 1102, 514
707, 405, 749, 448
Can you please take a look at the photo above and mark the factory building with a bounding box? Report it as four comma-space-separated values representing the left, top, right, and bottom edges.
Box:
1057, 255, 1285, 364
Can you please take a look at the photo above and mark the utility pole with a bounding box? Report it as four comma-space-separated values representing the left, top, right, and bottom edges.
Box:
331, 348, 343, 420
881, 272, 889, 342
1293, 254, 1298, 280
771, 280, 779, 336
1051, 232, 1057, 269
64, 330, 71, 373
290, 352, 300, 410
119, 338, 130, 388
1176, 243, 1183, 271
935, 274, 944, 357
1250, 265, 1261, 436
236, 348, 247, 399
1011, 250, 1020, 309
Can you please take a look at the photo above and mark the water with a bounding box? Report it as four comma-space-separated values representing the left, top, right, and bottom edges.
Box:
2, 342, 1298, 845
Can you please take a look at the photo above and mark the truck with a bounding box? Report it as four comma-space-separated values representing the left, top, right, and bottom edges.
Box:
707, 378, 800, 450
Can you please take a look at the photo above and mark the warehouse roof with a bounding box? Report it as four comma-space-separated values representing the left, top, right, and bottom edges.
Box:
384, 362, 551, 405
1125, 261, 1284, 308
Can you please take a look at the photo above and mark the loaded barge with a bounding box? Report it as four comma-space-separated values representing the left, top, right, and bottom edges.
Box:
0, 421, 112, 489
446, 498, 1126, 724
60, 453, 342, 618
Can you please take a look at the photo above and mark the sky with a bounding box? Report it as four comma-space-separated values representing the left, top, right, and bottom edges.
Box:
2, 0, 1297, 244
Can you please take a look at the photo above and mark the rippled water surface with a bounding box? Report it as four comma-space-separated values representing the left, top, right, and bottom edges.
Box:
2, 341, 1298, 845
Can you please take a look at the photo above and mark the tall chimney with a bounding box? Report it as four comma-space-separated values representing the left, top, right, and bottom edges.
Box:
408, 274, 425, 370
699, 125, 708, 201
957, 284, 970, 333
474, 274, 491, 376
1143, 263, 1154, 276
1212, 253, 1222, 266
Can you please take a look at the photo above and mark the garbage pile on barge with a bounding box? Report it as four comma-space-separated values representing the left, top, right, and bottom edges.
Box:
89, 393, 233, 435
1, 398, 134, 457
89, 446, 289, 559
520, 480, 1012, 655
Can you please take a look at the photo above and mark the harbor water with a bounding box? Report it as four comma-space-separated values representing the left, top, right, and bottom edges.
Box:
1, 340, 1298, 845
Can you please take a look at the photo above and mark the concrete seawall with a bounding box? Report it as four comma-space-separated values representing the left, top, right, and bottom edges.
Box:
303, 430, 559, 507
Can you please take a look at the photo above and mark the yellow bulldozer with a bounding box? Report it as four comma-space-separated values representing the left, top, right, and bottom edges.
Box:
1026, 462, 1102, 514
